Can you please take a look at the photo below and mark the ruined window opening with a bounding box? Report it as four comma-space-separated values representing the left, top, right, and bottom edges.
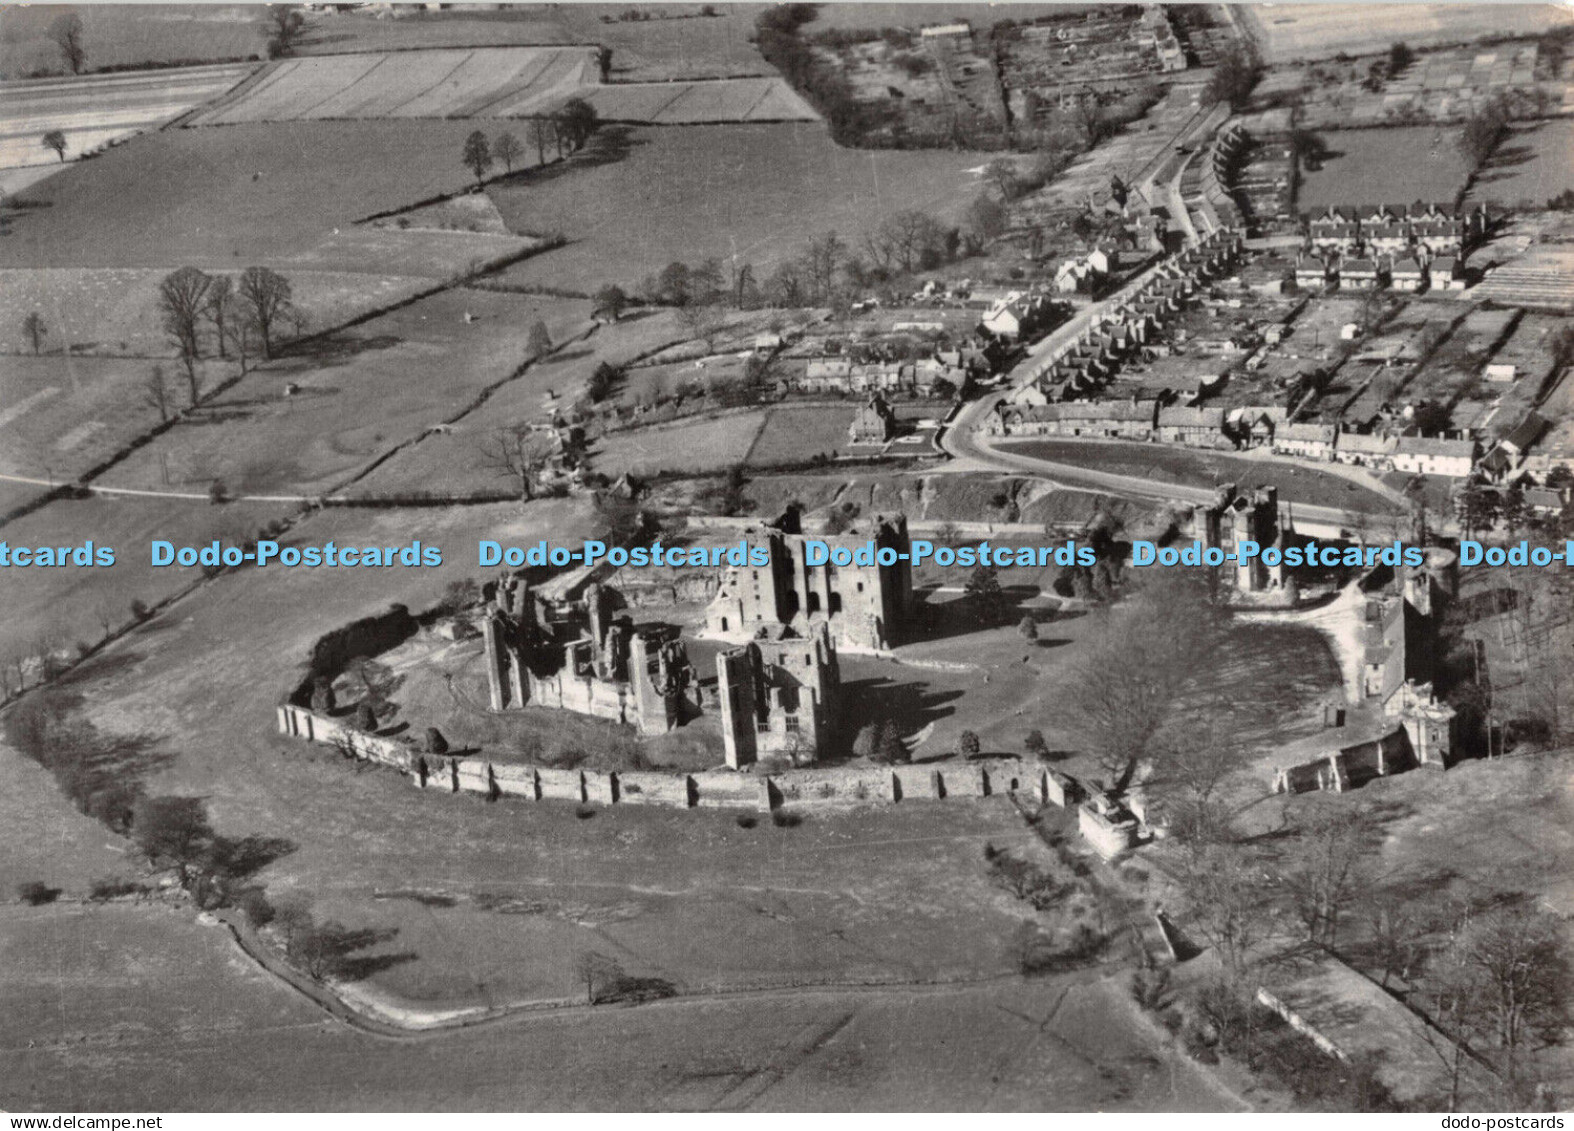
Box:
784, 715, 800, 733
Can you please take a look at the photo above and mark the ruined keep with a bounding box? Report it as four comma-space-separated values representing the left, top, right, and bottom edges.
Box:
717, 623, 841, 770
1192, 484, 1284, 592
481, 573, 701, 735
704, 509, 913, 652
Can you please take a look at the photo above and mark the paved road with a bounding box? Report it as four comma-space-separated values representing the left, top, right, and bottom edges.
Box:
939, 269, 1401, 537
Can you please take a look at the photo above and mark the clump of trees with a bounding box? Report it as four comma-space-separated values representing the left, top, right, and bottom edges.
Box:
1458, 94, 1514, 172
263, 5, 306, 59
1206, 42, 1263, 110
154, 265, 299, 399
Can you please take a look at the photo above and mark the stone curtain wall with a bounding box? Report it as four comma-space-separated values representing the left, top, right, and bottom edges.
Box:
277, 703, 1033, 813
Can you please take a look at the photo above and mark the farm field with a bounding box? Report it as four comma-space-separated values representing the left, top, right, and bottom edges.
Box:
1297, 126, 1470, 211
0, 121, 537, 268
0, 354, 225, 481
190, 47, 594, 125
585, 77, 815, 123
344, 307, 707, 499
96, 289, 591, 498
0, 5, 263, 76
487, 123, 992, 290
1238, 3, 1572, 63
744, 405, 856, 466
0, 63, 254, 172
0, 918, 1237, 1112
591, 411, 766, 477
0, 491, 293, 668
187, 46, 811, 128
0, 267, 458, 358
1466, 119, 1574, 209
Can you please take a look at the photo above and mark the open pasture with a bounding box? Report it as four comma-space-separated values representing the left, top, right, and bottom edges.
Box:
0, 5, 263, 77
0, 121, 520, 268
98, 289, 591, 498
487, 123, 990, 290
1296, 126, 1470, 212
1466, 119, 1574, 209
1239, 4, 1571, 63
0, 354, 222, 482
0, 64, 253, 172
591, 411, 766, 477
0, 267, 454, 358
744, 405, 856, 467
0, 491, 293, 669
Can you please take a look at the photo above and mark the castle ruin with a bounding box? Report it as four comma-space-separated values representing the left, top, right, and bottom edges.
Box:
717, 623, 841, 770
704, 509, 913, 652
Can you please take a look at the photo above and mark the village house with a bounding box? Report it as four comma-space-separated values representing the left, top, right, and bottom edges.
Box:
990, 398, 1158, 440
1339, 256, 1388, 291
848, 392, 898, 444
1429, 255, 1465, 291
1335, 430, 1398, 470
1157, 404, 1228, 448
1360, 205, 1410, 258
1273, 420, 1339, 461
1307, 206, 1361, 253
1391, 257, 1426, 292
1295, 254, 1337, 290
1391, 435, 1477, 478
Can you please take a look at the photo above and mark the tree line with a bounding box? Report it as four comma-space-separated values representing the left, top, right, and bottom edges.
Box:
460, 99, 599, 187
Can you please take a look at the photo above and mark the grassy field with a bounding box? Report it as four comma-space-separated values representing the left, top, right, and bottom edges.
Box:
0, 5, 264, 76
0, 121, 540, 268
592, 411, 766, 477
344, 305, 693, 498
98, 289, 591, 498
486, 123, 992, 291
1, 923, 1238, 1111
1238, 3, 1571, 63
1297, 126, 1470, 211
1466, 120, 1574, 210
744, 406, 855, 466
0, 268, 457, 357
0, 64, 254, 171
0, 492, 293, 670
0, 355, 227, 480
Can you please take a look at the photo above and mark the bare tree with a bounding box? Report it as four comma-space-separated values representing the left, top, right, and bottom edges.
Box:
237, 266, 294, 359
159, 267, 213, 406
23, 311, 47, 355
493, 131, 522, 173
48, 13, 86, 74
1280, 805, 1377, 949
1057, 576, 1230, 793
574, 951, 624, 1005
461, 130, 492, 186
41, 130, 68, 162
143, 365, 172, 423
526, 320, 552, 356
205, 275, 234, 359
529, 116, 554, 165
879, 209, 943, 274
1177, 844, 1274, 980
798, 231, 846, 305
982, 157, 1019, 201
478, 425, 556, 502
